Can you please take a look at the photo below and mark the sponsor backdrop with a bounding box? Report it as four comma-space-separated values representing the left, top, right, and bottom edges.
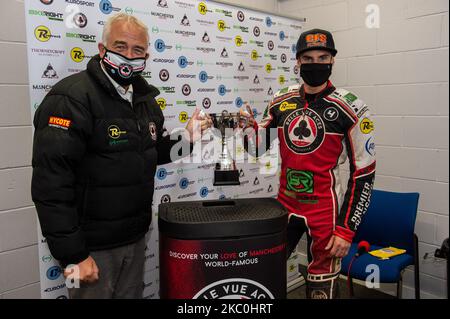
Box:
24, 0, 305, 299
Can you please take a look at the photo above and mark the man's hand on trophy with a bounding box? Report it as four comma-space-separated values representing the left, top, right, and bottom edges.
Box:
185, 108, 213, 142
239, 103, 256, 129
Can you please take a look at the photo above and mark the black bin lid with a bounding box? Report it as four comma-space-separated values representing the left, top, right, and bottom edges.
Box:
158, 198, 288, 240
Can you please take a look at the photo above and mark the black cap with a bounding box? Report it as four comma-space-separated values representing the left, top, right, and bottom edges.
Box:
296, 28, 337, 58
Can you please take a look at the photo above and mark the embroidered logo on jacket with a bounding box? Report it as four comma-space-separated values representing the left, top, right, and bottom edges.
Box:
48, 116, 71, 130
283, 109, 325, 154
360, 118, 374, 134
149, 122, 157, 141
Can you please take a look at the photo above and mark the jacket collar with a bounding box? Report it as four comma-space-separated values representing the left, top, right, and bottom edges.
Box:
87, 54, 160, 103
299, 80, 335, 101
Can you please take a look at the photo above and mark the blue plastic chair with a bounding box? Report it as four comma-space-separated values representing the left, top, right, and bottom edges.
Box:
340, 189, 421, 299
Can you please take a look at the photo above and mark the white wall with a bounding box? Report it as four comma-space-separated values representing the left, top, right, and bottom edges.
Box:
278, 0, 449, 299
218, 0, 278, 12
0, 0, 40, 299
0, 0, 447, 299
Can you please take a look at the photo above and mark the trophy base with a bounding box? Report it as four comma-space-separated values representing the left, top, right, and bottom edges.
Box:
214, 170, 240, 186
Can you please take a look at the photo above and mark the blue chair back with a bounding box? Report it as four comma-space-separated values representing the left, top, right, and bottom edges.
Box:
353, 189, 419, 255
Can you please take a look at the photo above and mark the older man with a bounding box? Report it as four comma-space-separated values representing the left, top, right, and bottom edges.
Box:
31, 13, 211, 299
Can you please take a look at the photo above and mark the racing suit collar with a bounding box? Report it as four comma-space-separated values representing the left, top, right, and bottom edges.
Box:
299, 80, 335, 102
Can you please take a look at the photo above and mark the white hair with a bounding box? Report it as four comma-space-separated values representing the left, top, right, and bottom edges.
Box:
101, 13, 149, 47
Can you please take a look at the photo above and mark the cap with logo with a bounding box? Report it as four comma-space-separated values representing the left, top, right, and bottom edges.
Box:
296, 28, 338, 58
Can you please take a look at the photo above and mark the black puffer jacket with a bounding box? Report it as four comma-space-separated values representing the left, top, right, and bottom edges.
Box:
32, 55, 190, 267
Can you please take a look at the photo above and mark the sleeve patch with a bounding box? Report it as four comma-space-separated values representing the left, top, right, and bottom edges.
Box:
48, 116, 72, 130
343, 92, 358, 104
360, 118, 374, 134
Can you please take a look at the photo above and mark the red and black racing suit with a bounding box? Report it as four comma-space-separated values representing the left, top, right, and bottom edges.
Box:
245, 81, 376, 298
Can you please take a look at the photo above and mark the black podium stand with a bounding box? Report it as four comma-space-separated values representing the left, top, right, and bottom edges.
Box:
158, 198, 288, 299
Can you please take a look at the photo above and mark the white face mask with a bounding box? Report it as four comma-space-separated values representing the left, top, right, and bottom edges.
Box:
102, 48, 146, 85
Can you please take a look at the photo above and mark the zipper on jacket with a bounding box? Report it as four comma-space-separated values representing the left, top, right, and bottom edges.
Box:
122, 98, 143, 150
80, 180, 90, 225
132, 101, 145, 154
137, 120, 141, 133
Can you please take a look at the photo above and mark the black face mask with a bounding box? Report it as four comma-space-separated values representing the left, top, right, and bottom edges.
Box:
300, 63, 333, 87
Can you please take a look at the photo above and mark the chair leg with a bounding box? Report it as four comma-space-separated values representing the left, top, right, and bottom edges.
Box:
414, 234, 421, 299
348, 277, 355, 298
397, 277, 403, 299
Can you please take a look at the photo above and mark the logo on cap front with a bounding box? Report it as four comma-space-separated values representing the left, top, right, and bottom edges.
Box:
305, 33, 327, 48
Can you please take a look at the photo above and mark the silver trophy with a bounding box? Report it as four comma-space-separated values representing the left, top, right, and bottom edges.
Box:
210, 110, 246, 186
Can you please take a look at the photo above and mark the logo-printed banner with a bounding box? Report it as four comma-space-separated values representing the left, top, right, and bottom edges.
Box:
160, 233, 286, 299
24, 0, 305, 299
